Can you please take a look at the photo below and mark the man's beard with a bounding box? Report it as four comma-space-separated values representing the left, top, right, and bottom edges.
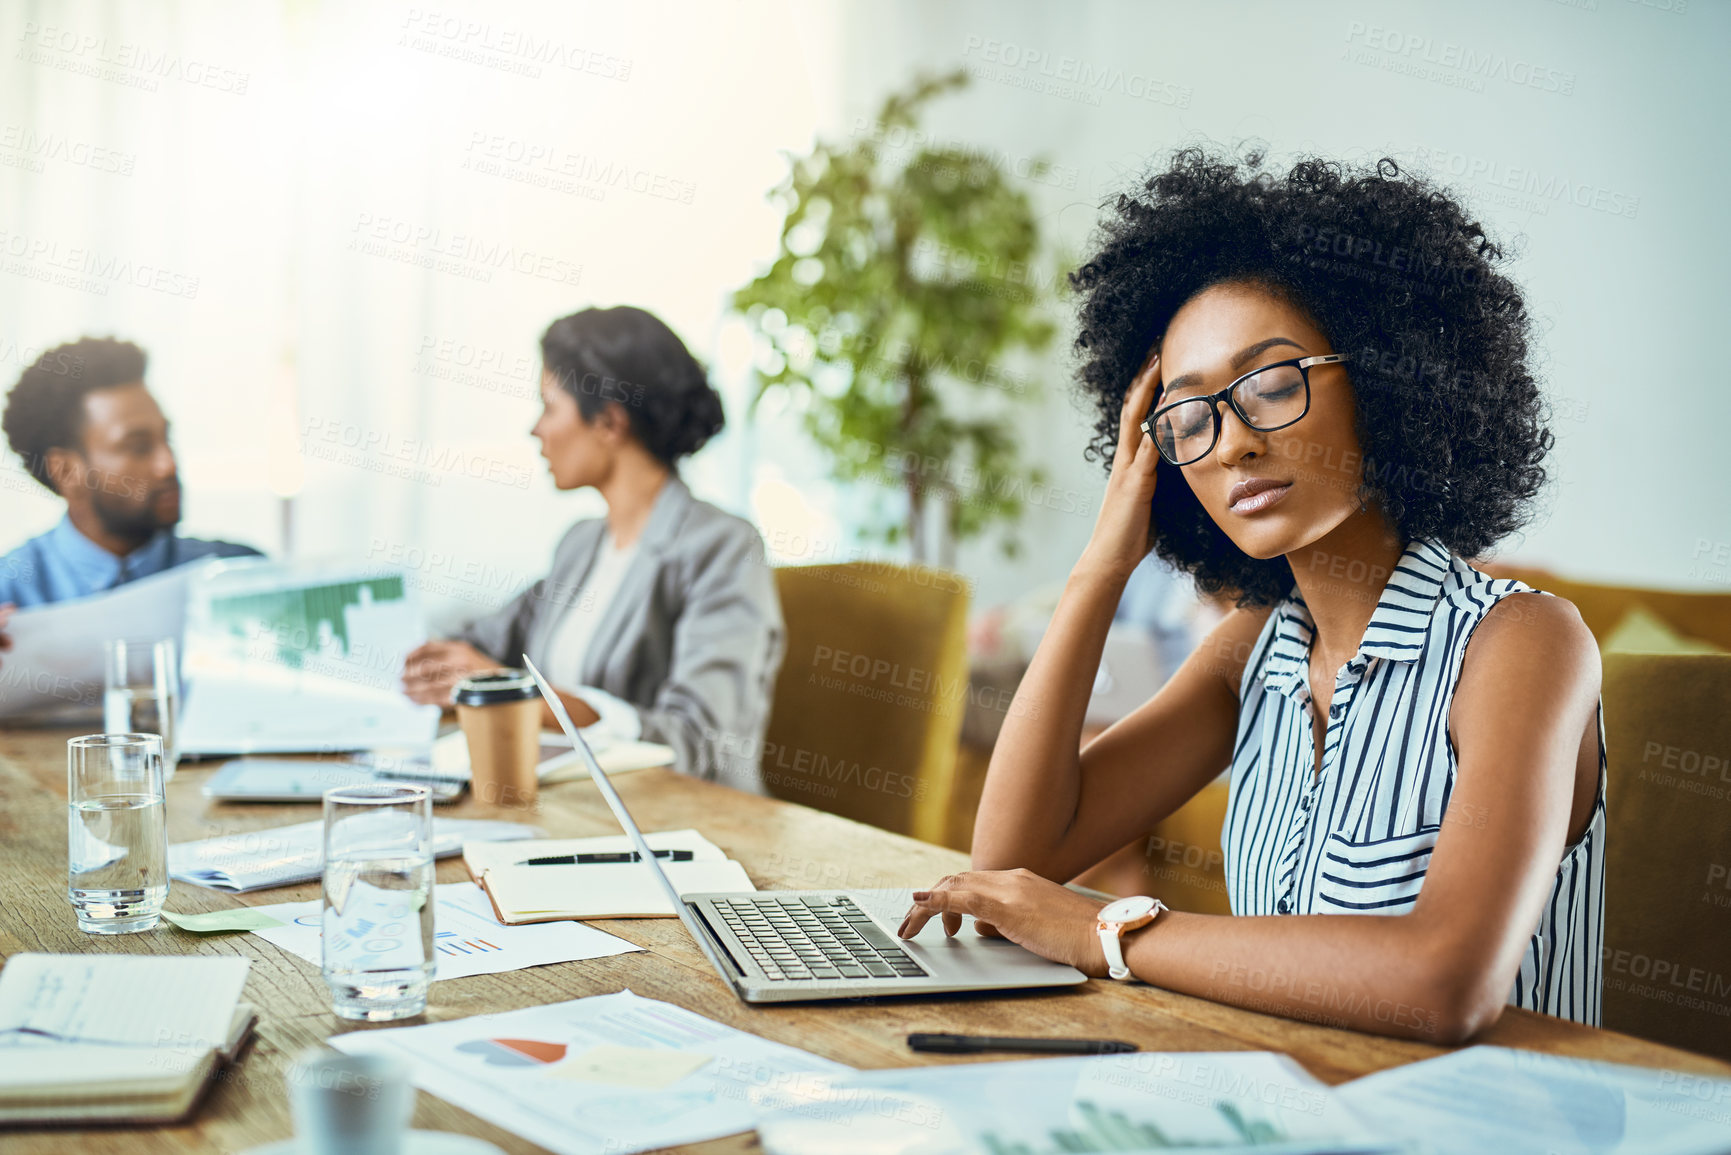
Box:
90, 481, 179, 544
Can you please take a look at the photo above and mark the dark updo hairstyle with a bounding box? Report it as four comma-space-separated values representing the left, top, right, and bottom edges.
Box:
540, 306, 725, 467
1071, 146, 1551, 607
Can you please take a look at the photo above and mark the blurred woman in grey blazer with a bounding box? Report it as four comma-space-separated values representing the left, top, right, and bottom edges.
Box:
402, 307, 784, 793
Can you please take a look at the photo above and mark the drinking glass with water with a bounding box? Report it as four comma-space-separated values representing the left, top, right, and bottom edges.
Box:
321, 783, 435, 1021
67, 733, 169, 934
104, 637, 179, 777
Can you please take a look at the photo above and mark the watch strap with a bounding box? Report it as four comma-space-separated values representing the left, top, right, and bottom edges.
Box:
1099, 923, 1131, 981
1098, 898, 1167, 981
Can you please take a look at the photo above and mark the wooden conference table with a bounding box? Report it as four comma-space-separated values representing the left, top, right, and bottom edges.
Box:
2, 728, 1727, 1154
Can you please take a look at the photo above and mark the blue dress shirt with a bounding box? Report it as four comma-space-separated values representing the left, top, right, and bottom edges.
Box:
0, 516, 261, 608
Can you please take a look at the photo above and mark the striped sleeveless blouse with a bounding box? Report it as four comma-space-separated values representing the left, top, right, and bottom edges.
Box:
1222, 538, 1606, 1024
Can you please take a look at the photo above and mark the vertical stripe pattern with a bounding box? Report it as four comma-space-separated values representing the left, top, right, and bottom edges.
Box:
1221, 539, 1606, 1024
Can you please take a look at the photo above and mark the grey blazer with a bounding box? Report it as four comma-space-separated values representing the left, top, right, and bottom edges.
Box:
455, 476, 784, 794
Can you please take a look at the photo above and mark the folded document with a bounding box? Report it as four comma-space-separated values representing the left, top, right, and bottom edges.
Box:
170, 817, 540, 892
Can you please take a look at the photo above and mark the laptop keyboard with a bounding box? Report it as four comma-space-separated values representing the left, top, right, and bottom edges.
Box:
713, 895, 929, 982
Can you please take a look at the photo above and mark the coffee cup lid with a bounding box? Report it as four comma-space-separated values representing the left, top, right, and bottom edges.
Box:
453, 669, 540, 706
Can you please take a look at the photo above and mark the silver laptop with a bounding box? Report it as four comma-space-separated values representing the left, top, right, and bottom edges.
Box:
523, 657, 1086, 1004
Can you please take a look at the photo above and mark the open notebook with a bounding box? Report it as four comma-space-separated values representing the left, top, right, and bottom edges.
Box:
0, 954, 255, 1125
465, 829, 755, 923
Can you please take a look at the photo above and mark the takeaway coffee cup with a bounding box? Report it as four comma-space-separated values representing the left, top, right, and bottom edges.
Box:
453, 670, 541, 807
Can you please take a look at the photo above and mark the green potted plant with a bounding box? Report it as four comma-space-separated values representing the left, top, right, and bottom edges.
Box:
733, 70, 1061, 566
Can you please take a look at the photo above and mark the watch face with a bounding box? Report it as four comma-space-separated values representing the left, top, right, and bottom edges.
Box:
1099, 895, 1157, 924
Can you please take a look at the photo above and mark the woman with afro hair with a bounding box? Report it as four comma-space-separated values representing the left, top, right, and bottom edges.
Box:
899, 149, 1604, 1042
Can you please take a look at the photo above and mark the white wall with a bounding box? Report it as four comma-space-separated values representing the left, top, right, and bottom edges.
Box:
2, 0, 1725, 628
824, 0, 1730, 605
0, 0, 838, 629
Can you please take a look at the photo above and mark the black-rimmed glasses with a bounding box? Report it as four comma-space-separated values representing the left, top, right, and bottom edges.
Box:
1140, 354, 1351, 466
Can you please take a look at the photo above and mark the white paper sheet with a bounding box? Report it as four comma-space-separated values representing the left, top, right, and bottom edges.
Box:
168, 817, 539, 892
1336, 1045, 1731, 1155
0, 564, 195, 722
750, 1050, 1390, 1155
245, 881, 643, 980
328, 989, 852, 1155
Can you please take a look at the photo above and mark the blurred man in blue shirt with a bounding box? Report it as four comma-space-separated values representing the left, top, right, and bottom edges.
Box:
0, 337, 260, 661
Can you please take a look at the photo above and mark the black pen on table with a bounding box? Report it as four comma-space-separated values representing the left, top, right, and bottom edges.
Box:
518, 850, 697, 866
907, 1033, 1137, 1055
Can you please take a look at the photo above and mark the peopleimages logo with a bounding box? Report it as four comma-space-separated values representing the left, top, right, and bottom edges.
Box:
1412, 146, 1639, 220
346, 213, 582, 287
960, 36, 1192, 108
1342, 22, 1576, 95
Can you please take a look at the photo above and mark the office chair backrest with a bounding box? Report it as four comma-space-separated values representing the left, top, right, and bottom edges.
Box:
762, 563, 970, 845
1600, 652, 1731, 1061
1482, 567, 1731, 651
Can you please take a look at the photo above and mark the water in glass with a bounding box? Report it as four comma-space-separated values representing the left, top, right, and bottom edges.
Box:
66, 733, 169, 934
321, 785, 435, 1021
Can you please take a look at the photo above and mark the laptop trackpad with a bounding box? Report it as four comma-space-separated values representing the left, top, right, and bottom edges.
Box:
847, 888, 1068, 974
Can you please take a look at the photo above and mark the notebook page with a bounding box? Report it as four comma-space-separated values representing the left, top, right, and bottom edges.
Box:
0, 955, 249, 1052
485, 859, 756, 918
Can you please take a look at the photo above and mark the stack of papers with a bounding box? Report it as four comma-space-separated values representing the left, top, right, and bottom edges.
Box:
0, 954, 254, 1125
242, 881, 644, 981
464, 829, 754, 923
329, 989, 851, 1155
169, 817, 540, 892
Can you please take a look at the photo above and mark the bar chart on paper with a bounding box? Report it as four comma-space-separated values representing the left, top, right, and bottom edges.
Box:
979, 1098, 1288, 1153
176, 563, 441, 753
204, 574, 413, 673
749, 1051, 1390, 1154
243, 883, 640, 981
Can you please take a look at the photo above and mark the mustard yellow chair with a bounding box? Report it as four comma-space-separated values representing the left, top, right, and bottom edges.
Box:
1598, 653, 1731, 1060
761, 563, 970, 844
1482, 566, 1731, 650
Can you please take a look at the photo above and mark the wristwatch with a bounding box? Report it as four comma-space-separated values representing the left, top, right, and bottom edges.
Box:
1095, 895, 1167, 981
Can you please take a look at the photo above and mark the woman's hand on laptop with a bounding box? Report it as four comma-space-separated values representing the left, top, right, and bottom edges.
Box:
897, 868, 1110, 978
401, 640, 498, 705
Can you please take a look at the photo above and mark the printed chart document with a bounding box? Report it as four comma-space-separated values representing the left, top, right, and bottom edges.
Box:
1336, 1045, 1731, 1155
175, 561, 440, 755
0, 564, 195, 722
0, 954, 255, 1124
170, 817, 539, 892
245, 881, 643, 980
465, 829, 755, 922
750, 1051, 1390, 1155
329, 989, 852, 1155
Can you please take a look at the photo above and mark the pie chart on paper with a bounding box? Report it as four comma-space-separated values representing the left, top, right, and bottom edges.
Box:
456, 1038, 569, 1067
